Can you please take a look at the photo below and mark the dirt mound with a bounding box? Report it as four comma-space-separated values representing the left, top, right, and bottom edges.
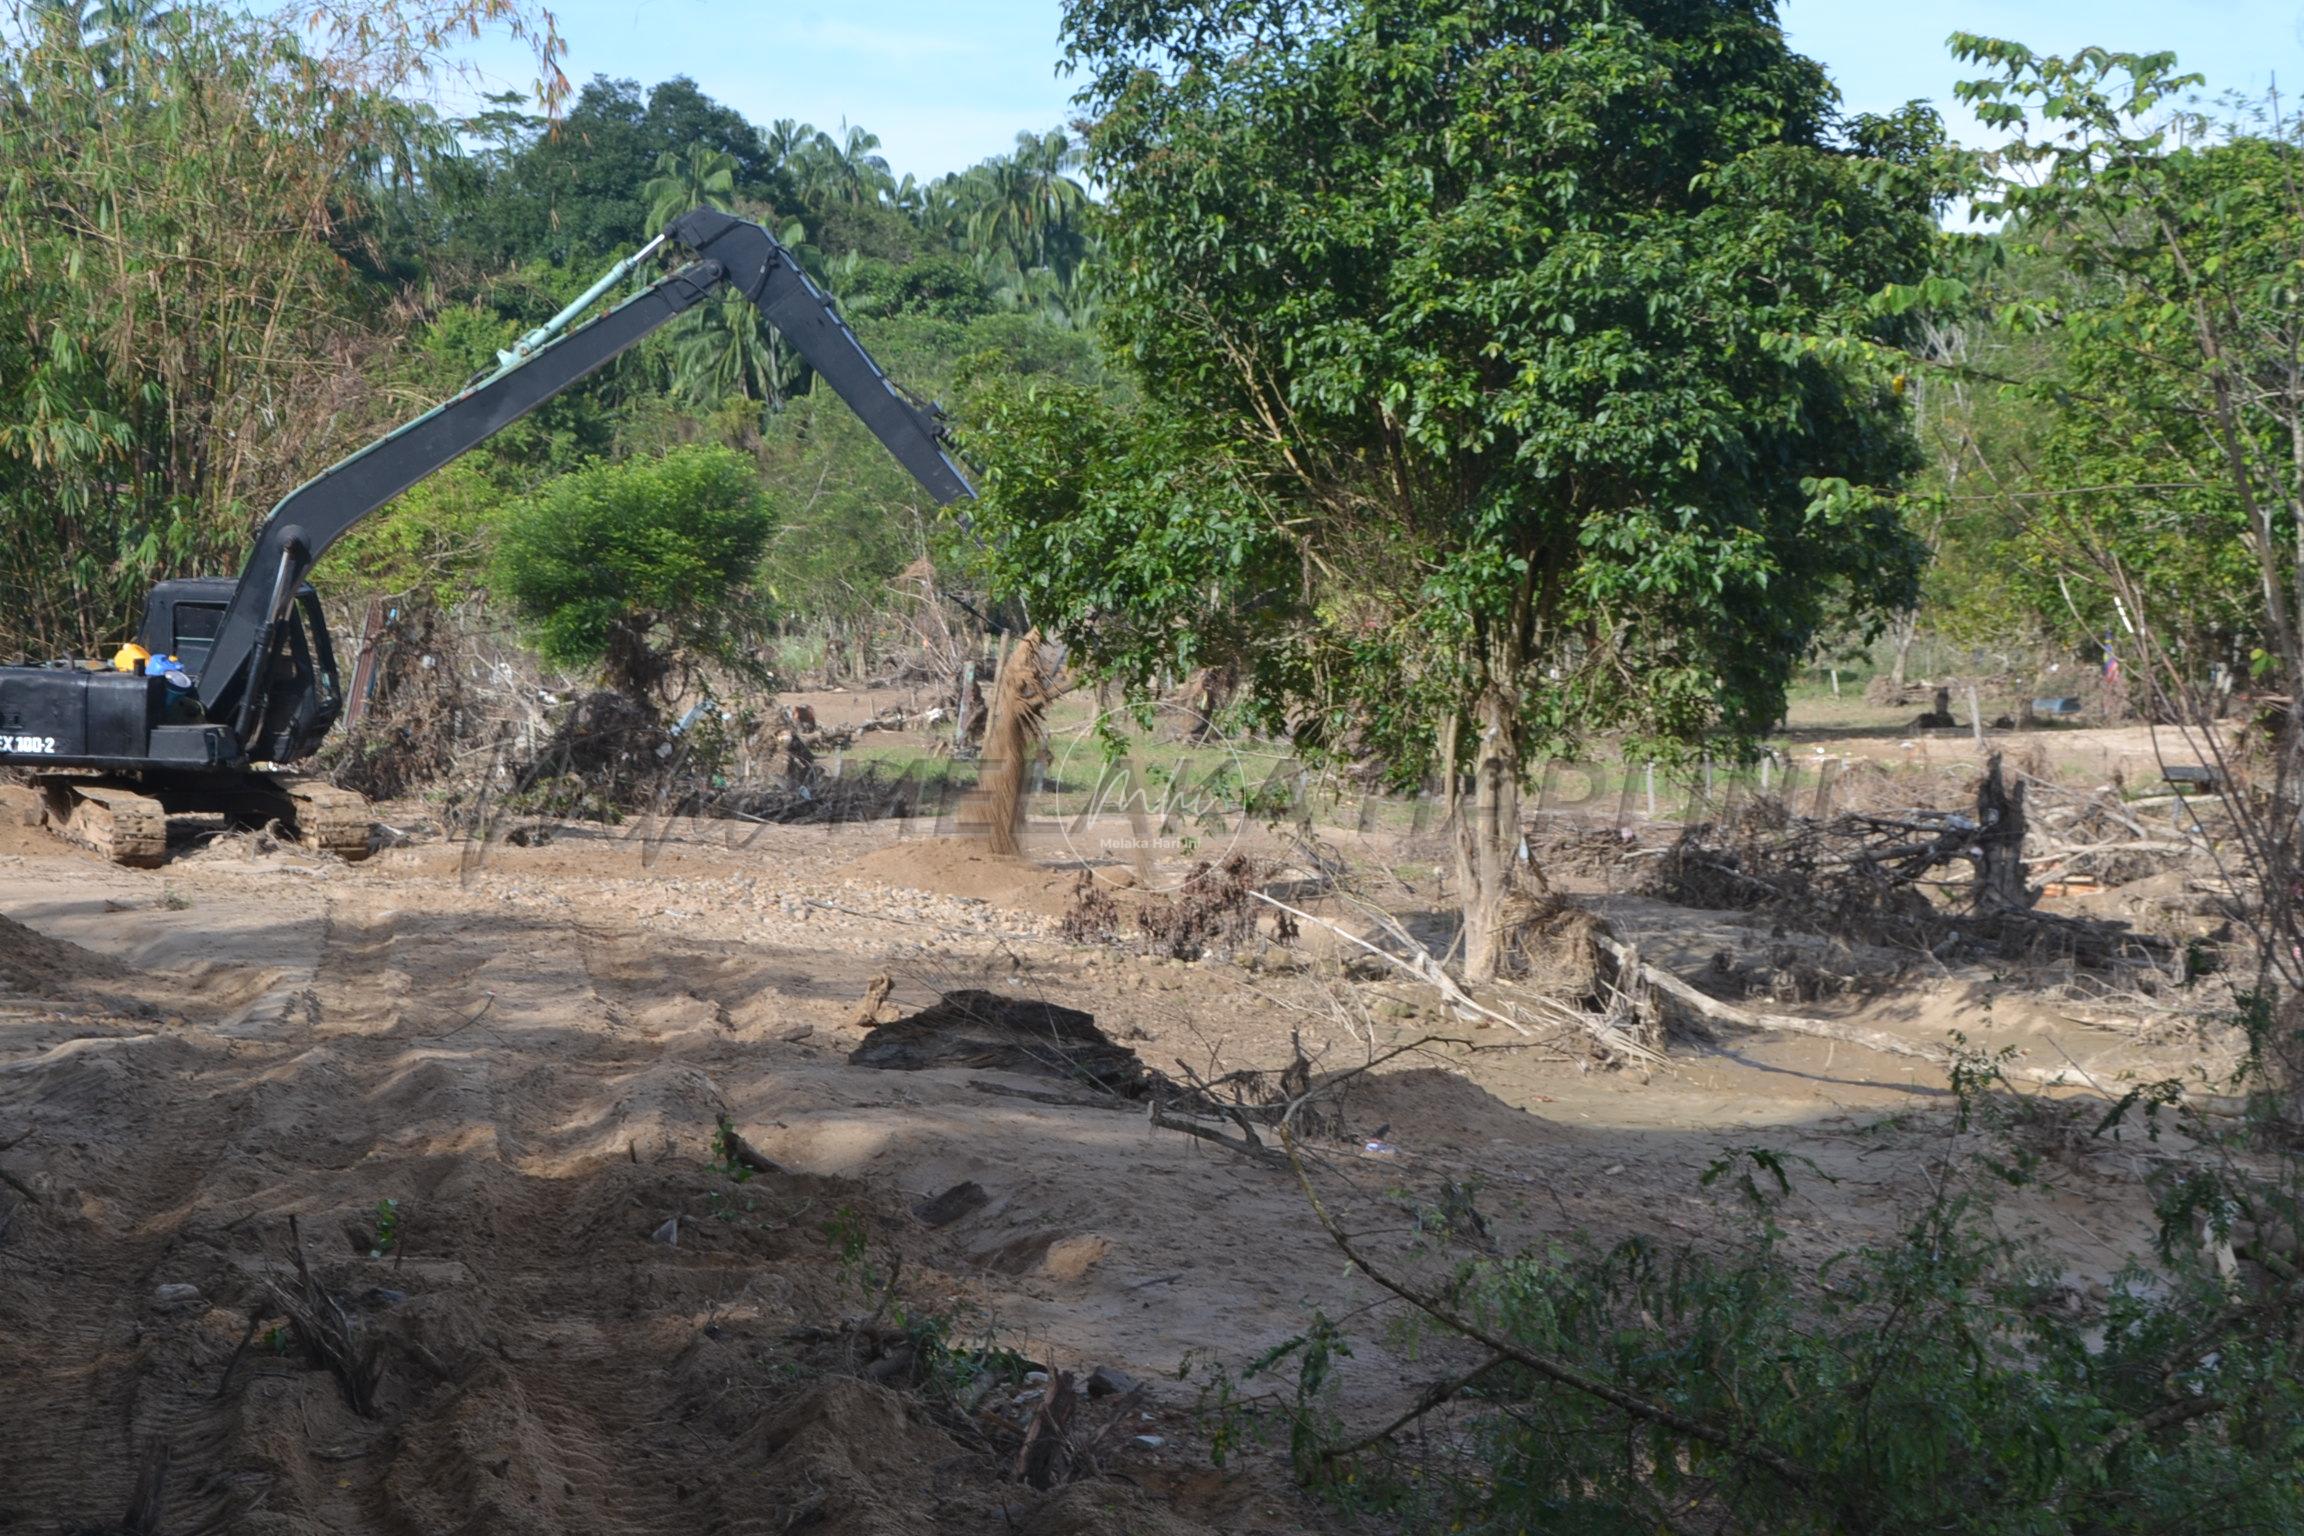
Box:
850, 990, 1148, 1095
0, 909, 125, 995
755, 1379, 962, 1535
837, 838, 1084, 917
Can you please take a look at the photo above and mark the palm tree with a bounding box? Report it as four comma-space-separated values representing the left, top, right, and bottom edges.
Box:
643, 143, 736, 232
673, 292, 780, 407
798, 121, 893, 209
950, 130, 1090, 280
1008, 129, 1091, 283
762, 117, 813, 171
888, 171, 928, 220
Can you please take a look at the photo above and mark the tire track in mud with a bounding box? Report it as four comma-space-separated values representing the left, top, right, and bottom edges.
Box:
4, 875, 935, 1536
0, 899, 330, 1534
347, 918, 757, 1536
274, 898, 802, 1536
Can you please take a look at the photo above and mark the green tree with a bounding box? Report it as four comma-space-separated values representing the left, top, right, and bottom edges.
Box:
1942, 41, 2304, 1059
797, 121, 894, 210
490, 444, 774, 697
978, 0, 1941, 975
1945, 41, 2301, 689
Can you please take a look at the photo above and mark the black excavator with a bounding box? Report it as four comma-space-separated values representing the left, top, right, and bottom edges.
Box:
0, 209, 974, 865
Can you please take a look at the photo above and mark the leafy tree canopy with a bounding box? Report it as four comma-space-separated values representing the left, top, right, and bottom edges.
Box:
1938, 38, 2304, 685
976, 0, 1947, 972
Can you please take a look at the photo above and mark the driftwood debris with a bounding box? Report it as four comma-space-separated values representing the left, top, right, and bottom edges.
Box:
1015, 1369, 1082, 1489
1593, 934, 1939, 1067
713, 1114, 786, 1176
268, 1214, 382, 1416
1969, 755, 2034, 913
1250, 888, 1672, 1065
847, 974, 894, 1029
1593, 933, 2098, 1087
1649, 753, 2187, 968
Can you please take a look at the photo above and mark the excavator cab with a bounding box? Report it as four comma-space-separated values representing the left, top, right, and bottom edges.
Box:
140, 578, 344, 763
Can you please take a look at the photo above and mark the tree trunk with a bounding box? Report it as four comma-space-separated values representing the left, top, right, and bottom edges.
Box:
1454, 684, 1528, 983
1890, 611, 1919, 688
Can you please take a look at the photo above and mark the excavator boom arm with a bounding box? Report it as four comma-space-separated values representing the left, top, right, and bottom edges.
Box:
196, 210, 971, 723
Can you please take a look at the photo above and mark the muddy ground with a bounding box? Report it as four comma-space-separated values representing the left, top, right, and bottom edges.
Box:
0, 723, 2243, 1535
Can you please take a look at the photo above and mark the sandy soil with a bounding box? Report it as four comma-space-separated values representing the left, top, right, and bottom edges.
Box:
0, 765, 2225, 1535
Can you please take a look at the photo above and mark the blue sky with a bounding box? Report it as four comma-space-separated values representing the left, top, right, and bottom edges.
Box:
450, 1, 2304, 181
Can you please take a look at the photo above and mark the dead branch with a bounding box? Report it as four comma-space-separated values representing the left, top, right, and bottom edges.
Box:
1316, 1352, 1517, 1464
1147, 1096, 1292, 1169
713, 1114, 786, 1176
1590, 934, 2104, 1089
1591, 934, 1940, 1067
268, 1213, 381, 1416
1015, 1368, 1081, 1489
1249, 889, 1535, 1035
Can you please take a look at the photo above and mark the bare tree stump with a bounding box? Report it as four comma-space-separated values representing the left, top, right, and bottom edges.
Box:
1016, 1369, 1081, 1488
1971, 753, 2037, 913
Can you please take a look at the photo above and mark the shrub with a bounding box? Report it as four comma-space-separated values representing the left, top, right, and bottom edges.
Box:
1254, 1104, 2304, 1535
490, 444, 772, 697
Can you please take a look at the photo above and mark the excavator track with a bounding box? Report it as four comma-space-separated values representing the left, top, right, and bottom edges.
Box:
37, 778, 169, 868
274, 777, 376, 861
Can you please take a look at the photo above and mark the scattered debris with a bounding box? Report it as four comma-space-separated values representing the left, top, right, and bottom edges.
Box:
913, 1181, 991, 1228
265, 1214, 382, 1416
1057, 870, 1123, 944
1645, 755, 2188, 968
650, 1215, 680, 1246
712, 1114, 785, 1177
1138, 856, 1293, 960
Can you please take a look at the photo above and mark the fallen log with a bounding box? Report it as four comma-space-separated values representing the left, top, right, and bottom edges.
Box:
1593, 934, 1939, 1066
1591, 934, 2093, 1088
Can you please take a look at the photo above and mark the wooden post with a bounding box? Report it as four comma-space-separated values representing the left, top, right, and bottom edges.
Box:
953, 660, 976, 751
1967, 684, 1984, 744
